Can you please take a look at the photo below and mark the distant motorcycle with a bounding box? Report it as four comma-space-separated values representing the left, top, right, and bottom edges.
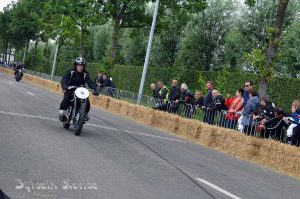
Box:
15, 68, 24, 82
62, 86, 92, 136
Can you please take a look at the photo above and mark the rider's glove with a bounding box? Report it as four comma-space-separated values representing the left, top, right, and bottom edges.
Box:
92, 90, 99, 96
62, 85, 68, 91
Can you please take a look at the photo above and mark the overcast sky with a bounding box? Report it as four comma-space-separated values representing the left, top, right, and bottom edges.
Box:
0, 0, 15, 12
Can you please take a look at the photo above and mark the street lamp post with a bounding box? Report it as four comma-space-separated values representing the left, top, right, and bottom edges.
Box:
137, 0, 160, 105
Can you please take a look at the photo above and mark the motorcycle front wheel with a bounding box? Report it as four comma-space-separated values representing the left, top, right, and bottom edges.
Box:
74, 102, 86, 136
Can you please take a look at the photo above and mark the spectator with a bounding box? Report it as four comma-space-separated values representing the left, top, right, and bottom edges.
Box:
175, 83, 195, 118
155, 81, 170, 110
150, 83, 159, 98
211, 89, 227, 126
211, 90, 226, 111
243, 80, 259, 105
285, 100, 300, 144
224, 88, 244, 129
291, 100, 300, 146
256, 108, 288, 140
203, 81, 215, 124
194, 90, 205, 108
239, 91, 260, 135
95, 71, 104, 94
102, 74, 116, 97
168, 80, 181, 113
253, 97, 276, 123
95, 71, 104, 85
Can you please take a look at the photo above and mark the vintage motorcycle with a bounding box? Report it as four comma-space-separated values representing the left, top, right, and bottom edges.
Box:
62, 86, 93, 136
15, 68, 24, 82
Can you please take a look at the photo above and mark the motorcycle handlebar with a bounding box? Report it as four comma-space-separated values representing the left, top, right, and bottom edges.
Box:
67, 86, 94, 92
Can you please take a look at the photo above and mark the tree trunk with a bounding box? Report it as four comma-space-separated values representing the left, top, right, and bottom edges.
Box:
259, 0, 289, 97
23, 38, 30, 68
110, 19, 121, 66
7, 46, 11, 65
44, 39, 51, 71
32, 33, 39, 70
4, 41, 8, 62
80, 26, 84, 57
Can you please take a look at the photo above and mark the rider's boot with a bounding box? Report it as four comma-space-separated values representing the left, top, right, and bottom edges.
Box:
59, 109, 68, 122
84, 113, 90, 121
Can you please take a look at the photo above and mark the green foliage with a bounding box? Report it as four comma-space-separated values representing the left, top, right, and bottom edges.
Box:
176, 0, 237, 70
197, 73, 207, 94
245, 48, 275, 82
120, 28, 147, 66
108, 65, 298, 111
278, 21, 300, 77
245, 0, 256, 7
215, 68, 231, 95
92, 24, 112, 62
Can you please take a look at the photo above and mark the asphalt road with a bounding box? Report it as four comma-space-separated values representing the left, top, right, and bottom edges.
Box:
0, 72, 299, 199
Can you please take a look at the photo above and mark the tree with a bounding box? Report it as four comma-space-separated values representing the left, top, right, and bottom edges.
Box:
8, 0, 39, 66
44, 0, 105, 57
258, 0, 290, 97
278, 21, 300, 77
120, 28, 148, 66
97, 0, 152, 65
92, 24, 112, 62
177, 0, 236, 71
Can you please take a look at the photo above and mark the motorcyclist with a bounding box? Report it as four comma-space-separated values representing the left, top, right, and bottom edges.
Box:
14, 62, 24, 78
59, 57, 97, 122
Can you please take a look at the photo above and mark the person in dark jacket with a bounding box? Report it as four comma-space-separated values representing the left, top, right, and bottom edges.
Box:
150, 83, 159, 98
253, 97, 276, 123
95, 71, 104, 94
95, 71, 104, 84
59, 57, 97, 122
13, 62, 24, 77
175, 83, 195, 118
203, 81, 215, 124
194, 90, 205, 108
211, 90, 227, 126
101, 74, 116, 97
168, 80, 181, 113
256, 108, 288, 141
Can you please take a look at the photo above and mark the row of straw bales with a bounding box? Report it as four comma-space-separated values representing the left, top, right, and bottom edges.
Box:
1, 67, 299, 179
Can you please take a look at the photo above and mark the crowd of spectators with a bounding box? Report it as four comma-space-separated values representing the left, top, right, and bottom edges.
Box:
0, 60, 23, 69
150, 80, 300, 146
1, 60, 299, 146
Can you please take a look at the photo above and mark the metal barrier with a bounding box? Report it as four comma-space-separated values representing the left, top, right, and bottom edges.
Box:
2, 65, 294, 145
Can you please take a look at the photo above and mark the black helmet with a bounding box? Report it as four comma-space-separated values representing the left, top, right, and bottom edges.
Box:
74, 57, 86, 68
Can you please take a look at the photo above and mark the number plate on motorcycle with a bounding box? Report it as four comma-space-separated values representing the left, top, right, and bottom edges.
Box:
75, 87, 89, 99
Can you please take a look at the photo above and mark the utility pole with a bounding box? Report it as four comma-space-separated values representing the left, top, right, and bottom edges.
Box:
137, 0, 160, 105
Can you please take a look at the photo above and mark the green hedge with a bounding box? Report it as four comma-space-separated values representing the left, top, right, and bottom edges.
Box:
110, 65, 300, 111
49, 63, 299, 111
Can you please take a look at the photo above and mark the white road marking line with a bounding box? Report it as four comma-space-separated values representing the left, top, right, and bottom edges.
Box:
196, 178, 242, 199
85, 123, 118, 131
0, 111, 58, 122
3, 79, 37, 97
124, 130, 188, 143
0, 110, 186, 143
27, 92, 35, 96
